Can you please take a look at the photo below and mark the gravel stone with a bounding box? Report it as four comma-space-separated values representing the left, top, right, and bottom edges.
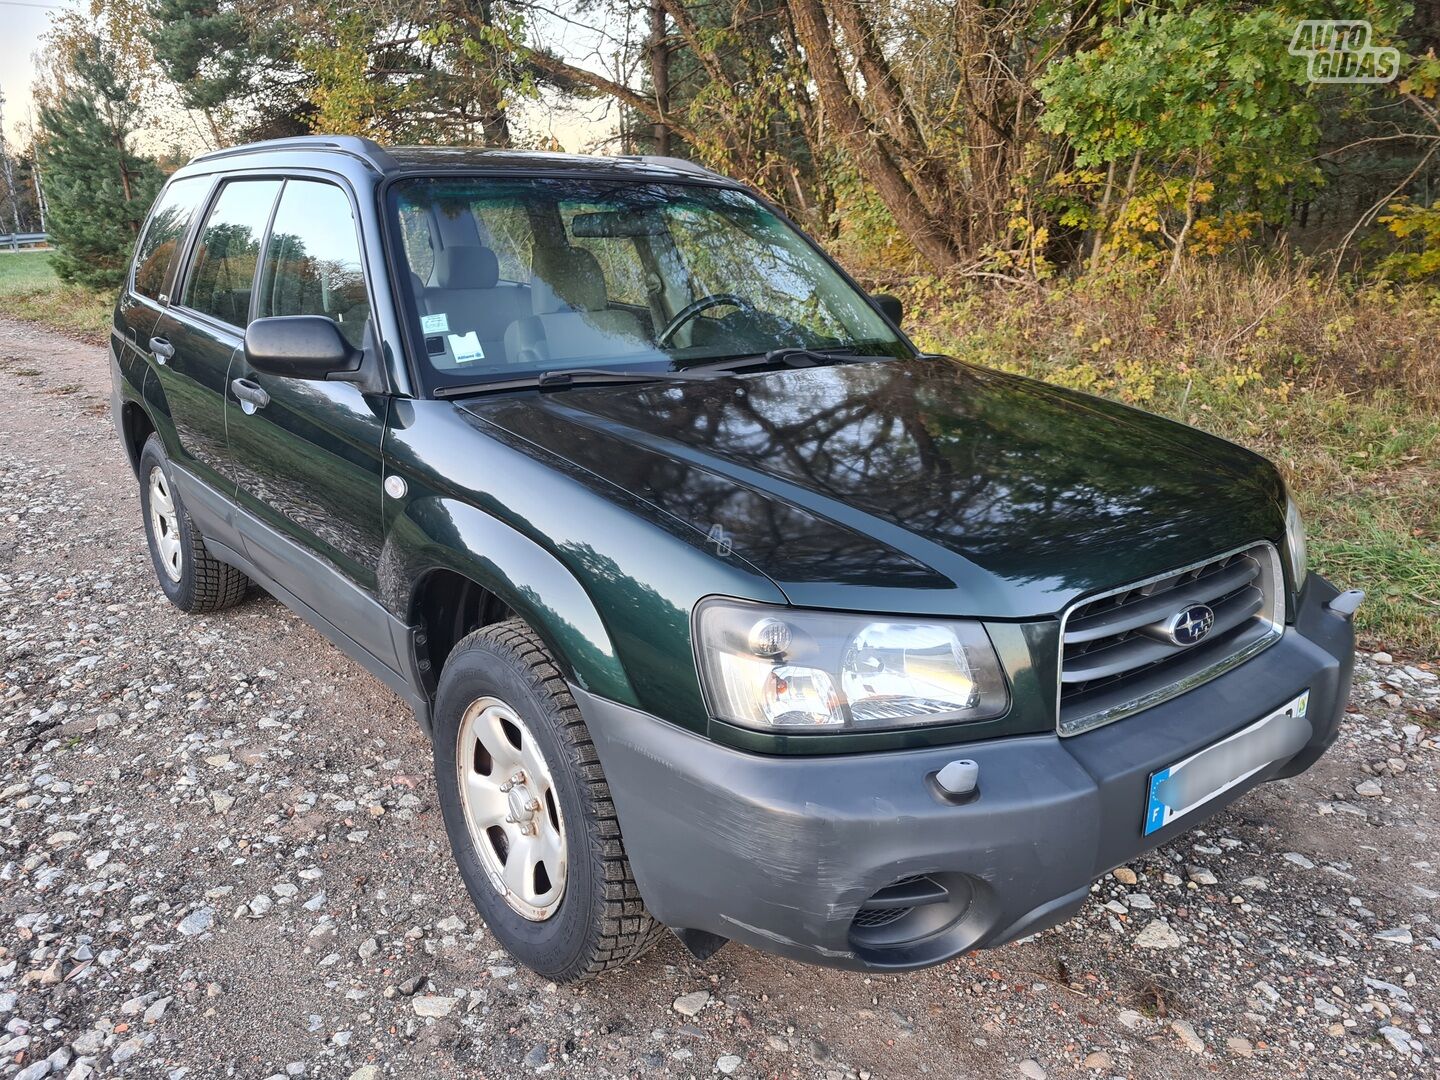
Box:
1169, 1019, 1206, 1054
674, 991, 711, 1017
412, 995, 458, 1018
176, 908, 215, 936
1134, 920, 1183, 949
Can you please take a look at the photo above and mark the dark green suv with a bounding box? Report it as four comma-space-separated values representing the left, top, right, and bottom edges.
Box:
110, 136, 1360, 981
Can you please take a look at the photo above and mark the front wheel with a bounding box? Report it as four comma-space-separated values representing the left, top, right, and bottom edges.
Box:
432, 620, 664, 981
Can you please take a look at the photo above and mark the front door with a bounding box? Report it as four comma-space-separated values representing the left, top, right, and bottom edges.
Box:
151, 178, 282, 493
224, 176, 394, 665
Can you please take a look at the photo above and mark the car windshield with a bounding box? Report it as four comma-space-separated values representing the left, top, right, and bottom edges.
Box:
387, 176, 908, 393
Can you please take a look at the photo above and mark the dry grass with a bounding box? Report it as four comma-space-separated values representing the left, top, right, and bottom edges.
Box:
0, 252, 112, 343
897, 260, 1440, 658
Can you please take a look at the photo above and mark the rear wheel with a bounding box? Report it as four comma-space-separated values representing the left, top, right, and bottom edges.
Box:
432, 619, 664, 981
138, 435, 249, 613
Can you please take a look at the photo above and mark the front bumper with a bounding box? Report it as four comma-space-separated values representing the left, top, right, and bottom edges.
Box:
577, 575, 1356, 971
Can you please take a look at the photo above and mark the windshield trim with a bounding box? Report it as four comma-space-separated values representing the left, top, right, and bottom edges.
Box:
376, 169, 919, 400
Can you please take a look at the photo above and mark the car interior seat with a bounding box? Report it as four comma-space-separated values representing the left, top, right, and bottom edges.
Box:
503, 246, 648, 367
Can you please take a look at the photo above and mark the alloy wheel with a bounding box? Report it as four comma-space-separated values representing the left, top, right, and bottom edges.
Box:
147, 466, 183, 582
456, 695, 568, 921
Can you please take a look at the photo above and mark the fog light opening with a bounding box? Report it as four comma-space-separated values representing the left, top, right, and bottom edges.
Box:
848, 873, 977, 951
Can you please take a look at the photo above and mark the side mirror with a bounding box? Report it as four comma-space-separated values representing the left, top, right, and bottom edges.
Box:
871, 293, 903, 327
244, 315, 362, 381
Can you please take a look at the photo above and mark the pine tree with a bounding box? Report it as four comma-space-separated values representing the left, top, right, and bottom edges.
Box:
36, 35, 162, 289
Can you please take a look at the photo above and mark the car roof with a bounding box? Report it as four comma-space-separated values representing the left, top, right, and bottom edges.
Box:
180, 135, 732, 185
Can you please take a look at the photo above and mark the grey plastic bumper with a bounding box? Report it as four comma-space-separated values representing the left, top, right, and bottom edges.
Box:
575, 576, 1355, 971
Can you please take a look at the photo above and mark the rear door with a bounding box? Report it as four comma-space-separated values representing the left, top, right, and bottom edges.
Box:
118, 175, 213, 390
150, 178, 282, 492
224, 175, 393, 662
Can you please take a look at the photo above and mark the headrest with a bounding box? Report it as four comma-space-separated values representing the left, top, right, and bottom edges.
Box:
531, 247, 607, 313
433, 245, 499, 290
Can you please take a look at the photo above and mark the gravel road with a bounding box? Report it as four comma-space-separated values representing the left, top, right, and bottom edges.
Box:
1, 316, 1436, 1080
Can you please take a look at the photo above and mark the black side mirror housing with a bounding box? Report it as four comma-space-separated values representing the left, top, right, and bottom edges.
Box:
872, 293, 903, 327
244, 316, 363, 381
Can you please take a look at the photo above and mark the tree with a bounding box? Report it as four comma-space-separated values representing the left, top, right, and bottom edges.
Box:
0, 91, 25, 236
1039, 4, 1350, 276
36, 34, 162, 288
146, 0, 316, 141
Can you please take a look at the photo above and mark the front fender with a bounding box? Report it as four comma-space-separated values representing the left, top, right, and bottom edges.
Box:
380, 496, 640, 707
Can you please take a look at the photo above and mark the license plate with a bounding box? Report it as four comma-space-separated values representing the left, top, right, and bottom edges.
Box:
1143, 690, 1310, 836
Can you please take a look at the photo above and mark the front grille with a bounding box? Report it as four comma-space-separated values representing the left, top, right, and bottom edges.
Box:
1057, 542, 1283, 736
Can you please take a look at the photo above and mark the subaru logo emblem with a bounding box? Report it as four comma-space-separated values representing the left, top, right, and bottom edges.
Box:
1168, 604, 1215, 646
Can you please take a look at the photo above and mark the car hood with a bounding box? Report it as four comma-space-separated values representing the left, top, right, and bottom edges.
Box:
460, 358, 1284, 618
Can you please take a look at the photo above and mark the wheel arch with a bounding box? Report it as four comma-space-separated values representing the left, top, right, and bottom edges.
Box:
119, 398, 159, 476
392, 498, 641, 711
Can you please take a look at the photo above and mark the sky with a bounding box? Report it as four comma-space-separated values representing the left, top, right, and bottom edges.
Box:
0, 0, 58, 148
0, 0, 622, 154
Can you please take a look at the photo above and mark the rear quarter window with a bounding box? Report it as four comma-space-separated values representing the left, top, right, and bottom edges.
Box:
132, 176, 212, 302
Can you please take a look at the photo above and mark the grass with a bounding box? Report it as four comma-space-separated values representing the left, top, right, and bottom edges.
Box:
0, 252, 112, 342
897, 260, 1440, 659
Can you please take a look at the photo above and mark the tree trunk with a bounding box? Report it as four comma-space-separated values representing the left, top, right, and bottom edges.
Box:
1166, 155, 1205, 282
648, 2, 670, 156
32, 157, 48, 233
1107, 149, 1143, 256
785, 0, 959, 269
1089, 157, 1116, 272
111, 134, 133, 204
462, 0, 511, 147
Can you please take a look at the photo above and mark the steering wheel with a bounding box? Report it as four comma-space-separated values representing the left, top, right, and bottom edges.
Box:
657, 293, 755, 346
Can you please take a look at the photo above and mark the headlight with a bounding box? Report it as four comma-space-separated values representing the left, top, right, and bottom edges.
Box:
694, 599, 1009, 732
1284, 490, 1308, 590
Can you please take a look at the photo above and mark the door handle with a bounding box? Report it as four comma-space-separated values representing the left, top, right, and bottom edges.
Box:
149, 336, 174, 363
231, 377, 271, 412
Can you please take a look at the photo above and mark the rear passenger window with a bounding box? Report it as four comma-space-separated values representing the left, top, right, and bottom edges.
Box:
181, 179, 282, 328
133, 176, 210, 301
257, 180, 370, 347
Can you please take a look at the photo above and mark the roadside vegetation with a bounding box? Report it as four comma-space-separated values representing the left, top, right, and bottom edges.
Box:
0, 252, 110, 342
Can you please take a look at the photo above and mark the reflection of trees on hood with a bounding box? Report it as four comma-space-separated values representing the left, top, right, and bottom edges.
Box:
559, 360, 1279, 586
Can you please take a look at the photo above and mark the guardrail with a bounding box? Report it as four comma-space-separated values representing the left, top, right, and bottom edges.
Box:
1, 232, 48, 251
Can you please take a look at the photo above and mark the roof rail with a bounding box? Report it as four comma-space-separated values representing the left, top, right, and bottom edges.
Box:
625, 155, 726, 179
190, 135, 397, 172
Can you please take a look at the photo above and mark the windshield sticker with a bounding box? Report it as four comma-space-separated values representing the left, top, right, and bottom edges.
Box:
420, 312, 450, 335
448, 331, 485, 364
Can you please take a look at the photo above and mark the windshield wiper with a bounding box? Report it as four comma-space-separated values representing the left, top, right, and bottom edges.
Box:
685, 346, 860, 373
434, 366, 713, 398
435, 348, 867, 398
